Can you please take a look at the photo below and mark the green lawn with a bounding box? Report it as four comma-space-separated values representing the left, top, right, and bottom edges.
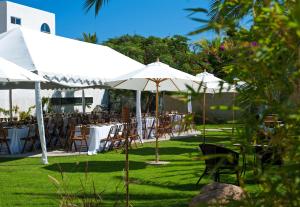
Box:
0, 128, 260, 207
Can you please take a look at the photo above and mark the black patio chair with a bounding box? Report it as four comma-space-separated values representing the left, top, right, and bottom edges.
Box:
254, 145, 283, 171
196, 143, 240, 185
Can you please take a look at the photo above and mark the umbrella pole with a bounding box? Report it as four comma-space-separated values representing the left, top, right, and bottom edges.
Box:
125, 130, 129, 207
203, 92, 206, 143
155, 81, 159, 163
232, 92, 236, 135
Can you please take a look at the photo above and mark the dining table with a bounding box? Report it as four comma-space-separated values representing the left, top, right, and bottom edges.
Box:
75, 123, 122, 155
6, 126, 30, 154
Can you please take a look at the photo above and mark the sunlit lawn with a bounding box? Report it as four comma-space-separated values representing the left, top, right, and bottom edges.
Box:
0, 125, 260, 207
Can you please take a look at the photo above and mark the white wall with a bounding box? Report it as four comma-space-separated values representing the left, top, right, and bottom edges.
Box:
0, 89, 105, 118
0, 1, 55, 34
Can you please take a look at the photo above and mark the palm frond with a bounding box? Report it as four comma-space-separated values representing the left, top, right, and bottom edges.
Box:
84, 0, 109, 16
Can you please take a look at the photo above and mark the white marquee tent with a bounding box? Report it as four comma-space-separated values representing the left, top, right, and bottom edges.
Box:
0, 27, 145, 164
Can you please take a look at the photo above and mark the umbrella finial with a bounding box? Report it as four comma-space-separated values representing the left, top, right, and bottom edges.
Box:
156, 57, 160, 62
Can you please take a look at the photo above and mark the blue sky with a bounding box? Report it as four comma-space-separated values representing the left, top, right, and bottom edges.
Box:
4, 0, 214, 43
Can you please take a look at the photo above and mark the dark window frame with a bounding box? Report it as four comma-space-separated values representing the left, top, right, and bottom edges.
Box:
11, 16, 21, 25
49, 97, 93, 106
41, 23, 51, 34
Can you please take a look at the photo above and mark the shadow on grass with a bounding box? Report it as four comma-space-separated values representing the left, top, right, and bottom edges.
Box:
117, 176, 203, 192
15, 191, 196, 207
128, 147, 198, 156
44, 160, 147, 173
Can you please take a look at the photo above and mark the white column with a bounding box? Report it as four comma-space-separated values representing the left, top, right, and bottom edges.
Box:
82, 89, 86, 113
136, 90, 143, 143
35, 82, 48, 164
187, 95, 192, 113
9, 89, 13, 120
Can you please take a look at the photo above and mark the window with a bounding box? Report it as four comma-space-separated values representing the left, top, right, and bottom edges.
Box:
40, 23, 51, 34
11, 16, 21, 25
49, 97, 93, 106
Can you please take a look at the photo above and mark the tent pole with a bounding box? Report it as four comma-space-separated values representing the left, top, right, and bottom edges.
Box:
188, 94, 192, 113
203, 92, 206, 143
155, 81, 159, 162
35, 81, 48, 164
9, 89, 13, 121
82, 89, 86, 114
136, 90, 143, 142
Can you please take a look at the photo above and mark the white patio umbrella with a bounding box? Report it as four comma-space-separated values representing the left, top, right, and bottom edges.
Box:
106, 60, 201, 163
196, 71, 235, 141
0, 57, 49, 164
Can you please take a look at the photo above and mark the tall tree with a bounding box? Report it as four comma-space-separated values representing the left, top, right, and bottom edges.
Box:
190, 1, 300, 206
104, 35, 203, 75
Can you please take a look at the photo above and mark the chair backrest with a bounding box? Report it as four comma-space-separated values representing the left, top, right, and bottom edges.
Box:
0, 127, 8, 140
199, 144, 239, 170
66, 124, 76, 139
80, 125, 90, 139
107, 125, 118, 139
27, 124, 37, 138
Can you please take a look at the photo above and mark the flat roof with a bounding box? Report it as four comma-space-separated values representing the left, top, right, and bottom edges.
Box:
1, 1, 55, 16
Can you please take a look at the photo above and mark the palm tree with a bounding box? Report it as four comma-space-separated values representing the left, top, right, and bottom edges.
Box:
187, 0, 268, 35
84, 0, 110, 16
80, 32, 98, 44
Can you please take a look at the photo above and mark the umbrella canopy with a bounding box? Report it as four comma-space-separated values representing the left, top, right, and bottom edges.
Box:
107, 61, 201, 92
0, 57, 46, 83
196, 71, 235, 93
196, 71, 236, 140
106, 61, 201, 163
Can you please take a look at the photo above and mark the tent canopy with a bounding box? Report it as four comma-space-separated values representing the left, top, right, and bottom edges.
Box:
0, 28, 144, 89
0, 57, 46, 82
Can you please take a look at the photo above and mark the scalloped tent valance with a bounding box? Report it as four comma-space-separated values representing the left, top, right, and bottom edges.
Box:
0, 27, 144, 89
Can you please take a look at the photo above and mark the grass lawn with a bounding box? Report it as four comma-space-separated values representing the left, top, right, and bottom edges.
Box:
0, 126, 260, 207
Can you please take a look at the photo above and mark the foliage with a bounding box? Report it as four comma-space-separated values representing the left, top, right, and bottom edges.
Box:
193, 37, 234, 78
189, 0, 300, 206
79, 32, 99, 44
84, 0, 109, 16
19, 105, 35, 121
0, 107, 10, 116
104, 35, 203, 75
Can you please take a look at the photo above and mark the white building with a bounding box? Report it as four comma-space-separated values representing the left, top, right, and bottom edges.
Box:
0, 1, 55, 34
0, 1, 105, 117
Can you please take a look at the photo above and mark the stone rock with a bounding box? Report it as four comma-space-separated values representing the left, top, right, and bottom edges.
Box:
189, 182, 245, 207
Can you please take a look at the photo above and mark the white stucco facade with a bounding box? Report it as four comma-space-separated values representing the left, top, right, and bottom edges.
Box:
0, 1, 55, 34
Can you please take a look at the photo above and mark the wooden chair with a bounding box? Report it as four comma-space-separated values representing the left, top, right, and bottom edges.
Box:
128, 122, 140, 148
21, 124, 39, 153
68, 125, 89, 153
100, 125, 119, 152
197, 143, 240, 185
112, 124, 127, 150
0, 127, 11, 154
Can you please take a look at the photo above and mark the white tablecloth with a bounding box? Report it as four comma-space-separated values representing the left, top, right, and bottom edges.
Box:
170, 114, 184, 132
87, 124, 118, 155
6, 126, 29, 154
144, 117, 156, 139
